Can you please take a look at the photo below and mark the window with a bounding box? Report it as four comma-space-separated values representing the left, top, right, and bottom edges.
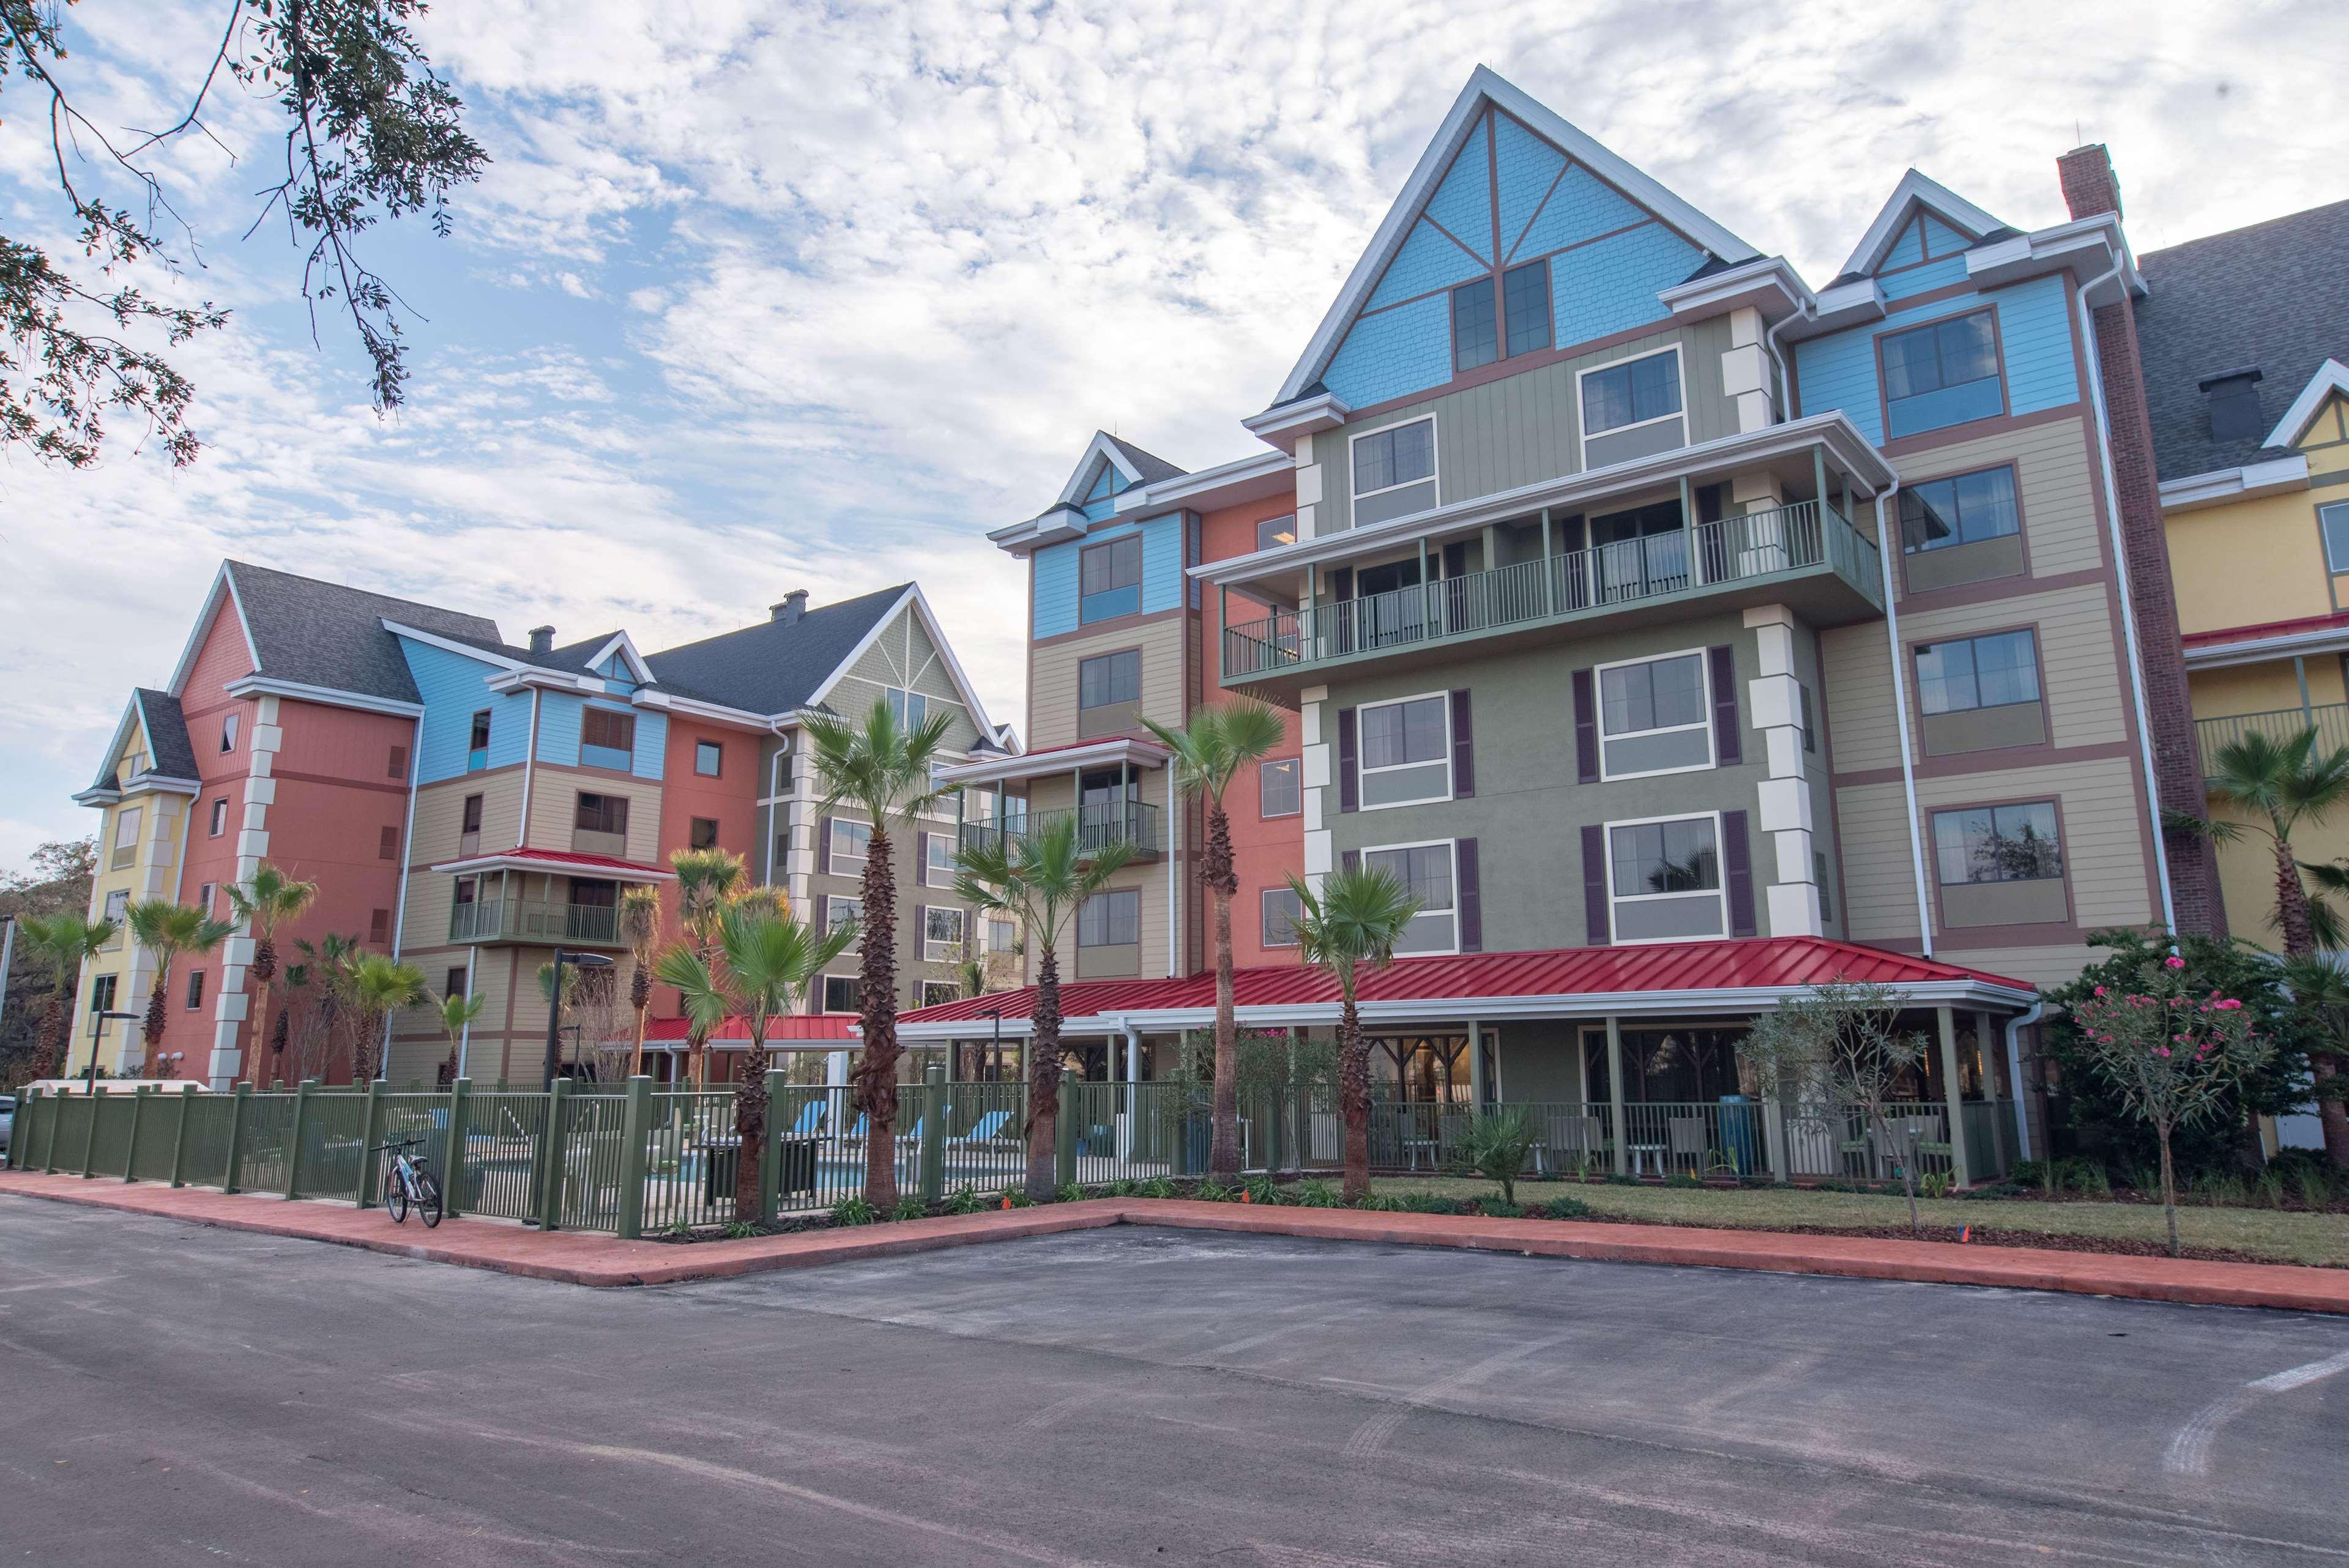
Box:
1815, 850, 1833, 922
387, 745, 408, 781
1798, 683, 1817, 754
92, 973, 117, 1013
885, 687, 929, 730
582, 707, 636, 770
924, 905, 966, 963
1900, 467, 2020, 553
922, 981, 959, 1008
467, 710, 492, 771
1352, 420, 1435, 499
1934, 802, 2063, 885
1078, 650, 1141, 710
102, 890, 128, 927
1580, 350, 1683, 436
220, 712, 238, 753
1451, 276, 1497, 373
1259, 757, 1301, 818
1262, 886, 1303, 948
1256, 515, 1298, 552
1364, 842, 1456, 954
690, 817, 719, 851
1915, 631, 2040, 715
111, 806, 141, 869
576, 792, 630, 836
2322, 502, 2349, 574
185, 969, 206, 1010
444, 967, 467, 1000
822, 975, 860, 1014
986, 916, 1018, 954
925, 834, 955, 888
1502, 260, 1551, 357
453, 875, 477, 907
1881, 309, 2001, 437
378, 824, 400, 861
1607, 815, 1725, 943
1079, 535, 1144, 624
209, 798, 229, 838
461, 793, 483, 838
695, 739, 723, 777
368, 908, 391, 946
1078, 889, 1141, 948
829, 818, 871, 867
1357, 693, 1450, 808
826, 896, 864, 948
1596, 651, 1711, 779
197, 882, 215, 915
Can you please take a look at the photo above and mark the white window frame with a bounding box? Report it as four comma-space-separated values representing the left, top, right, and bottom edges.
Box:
220, 712, 239, 753
1077, 887, 1142, 949
923, 833, 955, 886
1259, 756, 1301, 819
922, 905, 966, 964
1593, 647, 1716, 782
1256, 514, 1298, 552
1260, 885, 1303, 948
986, 916, 1018, 954
1574, 343, 1687, 468
209, 797, 229, 838
1356, 689, 1453, 811
825, 894, 864, 954
1349, 416, 1440, 505
1604, 809, 1728, 946
821, 974, 860, 1015
828, 817, 871, 868
2320, 500, 2349, 574
1361, 838, 1459, 956
885, 686, 929, 730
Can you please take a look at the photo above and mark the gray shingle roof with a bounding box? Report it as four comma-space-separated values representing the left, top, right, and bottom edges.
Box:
2134, 198, 2349, 483
643, 585, 910, 715
225, 561, 504, 706
1102, 433, 1186, 486
135, 689, 199, 781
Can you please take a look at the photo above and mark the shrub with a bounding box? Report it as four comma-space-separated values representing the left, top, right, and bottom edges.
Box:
891, 1197, 926, 1222
1107, 1178, 1139, 1198
1535, 1194, 1591, 1219
1004, 1189, 1033, 1208
1194, 1179, 1234, 1203
1138, 1176, 1175, 1200
1446, 1108, 1542, 1208
1297, 1179, 1339, 1208
1666, 1171, 1703, 1190
1242, 1175, 1285, 1205
830, 1195, 879, 1227
2254, 1170, 2288, 1209
1481, 1198, 1524, 1219
723, 1219, 763, 1239
942, 1184, 985, 1216
2295, 1165, 2336, 1211
1396, 1191, 1461, 1214
1360, 1193, 1407, 1212
1055, 1181, 1083, 1204
1605, 1172, 1637, 1186
1919, 1170, 1953, 1200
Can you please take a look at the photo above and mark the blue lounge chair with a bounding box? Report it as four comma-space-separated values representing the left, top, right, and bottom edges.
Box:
783, 1100, 825, 1139
948, 1109, 1014, 1148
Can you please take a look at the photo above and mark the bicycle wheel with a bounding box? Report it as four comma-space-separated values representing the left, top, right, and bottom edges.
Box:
384, 1162, 409, 1223
415, 1170, 443, 1228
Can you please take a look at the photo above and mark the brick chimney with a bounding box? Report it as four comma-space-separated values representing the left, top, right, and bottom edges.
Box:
2057, 143, 2123, 222
527, 625, 555, 655
771, 590, 809, 625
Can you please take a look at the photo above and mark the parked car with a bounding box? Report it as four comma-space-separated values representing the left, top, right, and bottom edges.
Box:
0, 1094, 15, 1157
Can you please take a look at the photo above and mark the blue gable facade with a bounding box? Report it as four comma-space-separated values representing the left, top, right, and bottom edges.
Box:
1795, 272, 2079, 445
398, 639, 534, 786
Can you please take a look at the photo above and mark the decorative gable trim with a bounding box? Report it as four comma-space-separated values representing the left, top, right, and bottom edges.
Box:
164, 563, 261, 699
583, 630, 655, 684
1838, 170, 2003, 281
800, 584, 999, 741
2265, 358, 2349, 452
1055, 432, 1150, 508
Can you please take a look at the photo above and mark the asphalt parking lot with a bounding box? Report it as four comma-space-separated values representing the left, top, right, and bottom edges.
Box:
2, 1194, 2345, 1566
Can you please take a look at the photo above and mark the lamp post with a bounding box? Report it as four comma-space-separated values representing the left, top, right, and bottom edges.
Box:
84, 1009, 141, 1091
542, 950, 614, 1089
978, 1007, 1002, 1083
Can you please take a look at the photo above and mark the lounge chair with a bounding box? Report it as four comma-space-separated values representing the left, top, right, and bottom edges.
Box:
1666, 1115, 1708, 1174
781, 1100, 825, 1140
948, 1109, 1014, 1148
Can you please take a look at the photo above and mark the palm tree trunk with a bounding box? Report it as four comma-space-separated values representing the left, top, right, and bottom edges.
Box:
2312, 1057, 2349, 1169
2158, 1127, 2180, 1258
1026, 943, 1063, 1202
1338, 987, 1370, 1205
856, 823, 901, 1210
40, 989, 72, 1077
734, 1028, 768, 1218
2274, 828, 2317, 954
245, 976, 273, 1087
1208, 893, 1240, 1183
141, 957, 172, 1065
630, 1002, 647, 1080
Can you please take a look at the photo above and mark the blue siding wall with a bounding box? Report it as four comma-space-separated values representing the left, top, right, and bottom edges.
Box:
1550, 223, 1702, 347
398, 639, 532, 785
1423, 119, 1492, 259
1030, 513, 1188, 639
1323, 292, 1453, 409
1366, 220, 1487, 311
1880, 220, 1924, 271
1993, 275, 2079, 415
1920, 214, 1971, 256
1494, 114, 1566, 259
1512, 164, 1649, 264
1795, 275, 2080, 444
537, 692, 583, 765
1880, 253, 1967, 301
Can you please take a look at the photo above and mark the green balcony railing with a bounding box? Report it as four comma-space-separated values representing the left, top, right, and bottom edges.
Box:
959, 800, 1160, 860
2194, 702, 2349, 776
449, 897, 624, 946
1222, 498, 1883, 682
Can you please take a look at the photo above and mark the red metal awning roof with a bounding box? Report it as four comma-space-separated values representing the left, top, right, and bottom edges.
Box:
640, 1014, 857, 1044
2183, 608, 2349, 650
897, 937, 2035, 1035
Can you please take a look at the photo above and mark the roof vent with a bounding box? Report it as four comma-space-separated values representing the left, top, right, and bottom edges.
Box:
2197, 367, 2266, 445
527, 625, 556, 655
772, 590, 809, 626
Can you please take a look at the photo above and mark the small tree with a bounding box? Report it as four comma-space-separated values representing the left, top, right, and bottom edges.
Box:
225, 862, 319, 1085
1283, 866, 1421, 1205
434, 990, 485, 1086
15, 913, 117, 1077
2070, 952, 2269, 1255
1451, 1109, 1541, 1208
619, 885, 663, 1078
346, 955, 426, 1083
1743, 980, 1932, 1234
124, 899, 236, 1072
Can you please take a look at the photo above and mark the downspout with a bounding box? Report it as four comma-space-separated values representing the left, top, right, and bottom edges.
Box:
2075, 248, 2179, 936
1166, 767, 1180, 978
381, 715, 425, 1079
516, 686, 542, 848
1763, 293, 1811, 425
2003, 1000, 2045, 1162
764, 738, 786, 886
1875, 481, 1935, 956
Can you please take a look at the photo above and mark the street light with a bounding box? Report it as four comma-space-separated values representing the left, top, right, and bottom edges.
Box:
83, 1009, 142, 1091
542, 949, 614, 1088
978, 1007, 1002, 1083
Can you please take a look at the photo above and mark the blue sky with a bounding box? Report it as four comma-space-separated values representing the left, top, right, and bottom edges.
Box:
0, 0, 2336, 869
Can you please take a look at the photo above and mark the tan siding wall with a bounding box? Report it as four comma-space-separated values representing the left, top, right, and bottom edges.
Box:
524, 767, 663, 862
1029, 619, 1186, 749
1896, 415, 2104, 578
1914, 755, 2154, 927
409, 773, 523, 863
1907, 581, 2129, 749
1831, 781, 1923, 943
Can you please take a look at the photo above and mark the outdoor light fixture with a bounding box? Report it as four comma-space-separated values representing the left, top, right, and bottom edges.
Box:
542, 949, 616, 1088
83, 1009, 142, 1092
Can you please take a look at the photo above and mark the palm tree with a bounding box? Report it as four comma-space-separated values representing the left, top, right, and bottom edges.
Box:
1284, 866, 1421, 1205
346, 954, 426, 1081
288, 933, 361, 1080
434, 989, 486, 1085
669, 847, 746, 1085
803, 697, 955, 1210
16, 913, 117, 1077
618, 885, 663, 1078
224, 861, 319, 1085
2280, 953, 2349, 1169
2197, 728, 2349, 953
1144, 699, 1287, 1183
124, 899, 236, 1072
657, 902, 855, 1214
955, 814, 1135, 1201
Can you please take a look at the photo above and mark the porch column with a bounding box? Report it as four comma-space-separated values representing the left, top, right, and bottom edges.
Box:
1539, 508, 1555, 616
827, 1049, 848, 1089
1935, 1006, 1971, 1187
1467, 1019, 1486, 1110
1119, 1024, 1140, 1162
1975, 1008, 2006, 1176
1605, 1016, 1628, 1177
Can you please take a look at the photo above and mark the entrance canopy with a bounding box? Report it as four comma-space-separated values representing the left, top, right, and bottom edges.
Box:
895, 937, 2034, 1041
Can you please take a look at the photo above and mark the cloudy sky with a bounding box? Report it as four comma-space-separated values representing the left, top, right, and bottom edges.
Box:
0, 1, 2335, 869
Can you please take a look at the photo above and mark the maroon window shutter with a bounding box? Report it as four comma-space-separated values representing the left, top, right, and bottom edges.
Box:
818, 816, 833, 875
1337, 707, 1359, 814
1449, 689, 1475, 799
915, 904, 928, 953
1723, 810, 1756, 937
1342, 849, 1360, 872
1709, 644, 1741, 765
917, 830, 931, 886
1456, 838, 1481, 953
1580, 824, 1610, 945
1572, 669, 1598, 783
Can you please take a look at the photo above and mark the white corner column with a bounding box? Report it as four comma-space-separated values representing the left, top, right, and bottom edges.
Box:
1743, 605, 1821, 937
1300, 685, 1332, 893
211, 693, 281, 1088
1720, 307, 1774, 434
1292, 433, 1324, 540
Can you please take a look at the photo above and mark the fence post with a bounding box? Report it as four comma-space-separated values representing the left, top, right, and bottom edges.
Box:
617, 1074, 652, 1239
222, 1082, 253, 1194
283, 1080, 315, 1199
79, 1085, 104, 1178
354, 1079, 386, 1209
537, 1078, 573, 1232
168, 1086, 193, 1188
123, 1087, 149, 1181
759, 1068, 786, 1226
11, 1085, 32, 1171
920, 1061, 946, 1208
440, 1078, 471, 1220
37, 1088, 59, 1173
1054, 1074, 1075, 1191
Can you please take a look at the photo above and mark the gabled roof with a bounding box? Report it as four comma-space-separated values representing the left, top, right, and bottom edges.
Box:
84, 689, 199, 795
1836, 170, 2006, 281
1273, 65, 1760, 407
641, 584, 910, 717
2135, 198, 2349, 482
186, 560, 504, 707
1052, 430, 1187, 510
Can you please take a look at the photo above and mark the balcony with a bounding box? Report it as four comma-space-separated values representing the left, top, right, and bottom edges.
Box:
449, 897, 625, 947
2195, 702, 2349, 777
1220, 499, 1884, 694
959, 801, 1161, 861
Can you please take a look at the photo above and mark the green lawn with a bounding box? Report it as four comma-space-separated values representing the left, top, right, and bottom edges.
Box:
1366, 1176, 2349, 1268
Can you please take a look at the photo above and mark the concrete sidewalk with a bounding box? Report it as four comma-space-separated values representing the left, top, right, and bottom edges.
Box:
5, 1167, 2347, 1311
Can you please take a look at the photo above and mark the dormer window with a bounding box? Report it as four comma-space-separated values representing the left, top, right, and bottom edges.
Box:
220, 712, 239, 753
2197, 368, 2266, 444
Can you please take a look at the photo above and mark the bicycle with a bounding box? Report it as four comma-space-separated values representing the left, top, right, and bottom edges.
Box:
377, 1135, 444, 1228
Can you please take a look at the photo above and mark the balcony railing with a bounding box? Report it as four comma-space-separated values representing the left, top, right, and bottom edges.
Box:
959, 800, 1161, 860
2194, 702, 2349, 776
1222, 499, 1882, 683
450, 897, 624, 946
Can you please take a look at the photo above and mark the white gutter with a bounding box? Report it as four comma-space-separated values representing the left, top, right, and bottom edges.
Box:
382, 716, 425, 1079
1764, 297, 1811, 426
1875, 483, 1936, 957
2075, 253, 2180, 937
764, 743, 787, 886
516, 687, 542, 848
457, 945, 478, 1076
2003, 1000, 2045, 1161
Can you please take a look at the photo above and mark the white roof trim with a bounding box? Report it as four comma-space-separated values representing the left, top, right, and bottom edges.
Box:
1274, 65, 1759, 406
987, 506, 1088, 559
628, 689, 778, 732
1115, 448, 1294, 515
2265, 358, 2349, 451
1241, 391, 1353, 452
383, 619, 530, 674
223, 674, 425, 719
1658, 255, 1814, 322
2184, 622, 2349, 671
935, 737, 1169, 788
2157, 455, 2310, 513
1838, 169, 2003, 280
428, 852, 674, 882
165, 564, 260, 699
583, 631, 655, 684
1054, 432, 1151, 508
76, 698, 146, 807
803, 585, 1000, 742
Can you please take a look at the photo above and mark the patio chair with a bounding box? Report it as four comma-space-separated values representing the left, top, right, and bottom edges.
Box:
1666, 1115, 1708, 1175
947, 1109, 1014, 1148
783, 1100, 826, 1140
1538, 1114, 1606, 1178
